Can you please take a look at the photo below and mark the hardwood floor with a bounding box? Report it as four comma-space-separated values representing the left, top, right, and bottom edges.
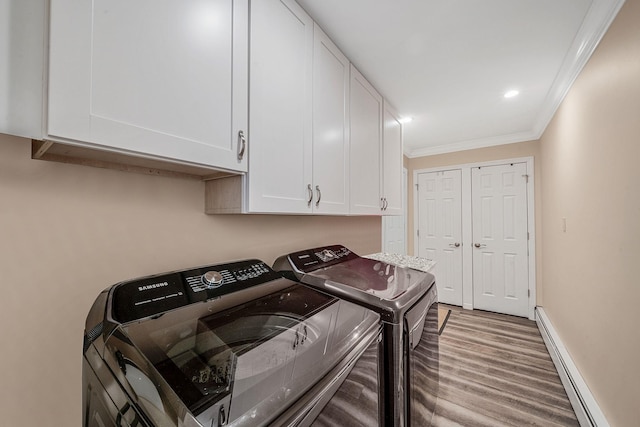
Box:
433, 305, 579, 427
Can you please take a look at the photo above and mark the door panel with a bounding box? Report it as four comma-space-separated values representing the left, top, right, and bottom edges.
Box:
349, 66, 382, 214
312, 24, 350, 214
417, 170, 462, 306
471, 163, 529, 317
382, 102, 403, 215
248, 0, 313, 212
383, 169, 407, 254
48, 0, 248, 171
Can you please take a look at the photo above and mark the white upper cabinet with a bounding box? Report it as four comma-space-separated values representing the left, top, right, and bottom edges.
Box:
382, 102, 403, 216
311, 24, 350, 214
247, 0, 314, 213
247, 1, 349, 215
0, 0, 46, 139
349, 65, 383, 215
48, 0, 248, 172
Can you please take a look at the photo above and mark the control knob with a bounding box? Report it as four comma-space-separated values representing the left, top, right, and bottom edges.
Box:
202, 271, 224, 289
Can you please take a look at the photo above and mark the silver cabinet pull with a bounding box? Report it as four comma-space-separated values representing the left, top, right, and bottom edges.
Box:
384, 198, 388, 210
307, 184, 313, 206
315, 185, 321, 207
381, 198, 385, 210
237, 130, 246, 161
474, 243, 487, 248
449, 242, 461, 248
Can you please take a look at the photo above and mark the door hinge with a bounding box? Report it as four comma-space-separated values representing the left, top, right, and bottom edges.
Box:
522, 174, 529, 183
417, 229, 420, 237
415, 183, 419, 190
528, 289, 530, 298
527, 232, 530, 240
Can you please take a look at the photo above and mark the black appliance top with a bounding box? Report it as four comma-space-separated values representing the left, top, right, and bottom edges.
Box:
274, 245, 436, 322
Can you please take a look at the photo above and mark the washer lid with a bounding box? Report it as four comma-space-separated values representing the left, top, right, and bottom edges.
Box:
101, 280, 380, 427
279, 245, 436, 321
314, 257, 412, 300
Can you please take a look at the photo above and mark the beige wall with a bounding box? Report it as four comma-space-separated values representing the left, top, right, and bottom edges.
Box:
406, 140, 543, 302
539, 0, 640, 424
0, 133, 381, 426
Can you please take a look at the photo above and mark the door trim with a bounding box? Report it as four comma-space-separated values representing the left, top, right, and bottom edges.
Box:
413, 156, 536, 319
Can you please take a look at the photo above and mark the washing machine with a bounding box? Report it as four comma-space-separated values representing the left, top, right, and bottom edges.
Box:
82, 258, 382, 426
274, 245, 439, 427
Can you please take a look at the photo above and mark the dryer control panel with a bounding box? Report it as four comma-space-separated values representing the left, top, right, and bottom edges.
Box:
287, 245, 359, 273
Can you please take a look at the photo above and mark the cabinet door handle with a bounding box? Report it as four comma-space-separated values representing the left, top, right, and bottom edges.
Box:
384, 198, 388, 210
474, 243, 487, 248
237, 130, 246, 161
381, 198, 385, 210
449, 242, 461, 248
315, 185, 321, 207
307, 184, 313, 207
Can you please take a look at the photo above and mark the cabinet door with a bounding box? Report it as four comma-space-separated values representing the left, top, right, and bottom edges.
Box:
48, 0, 248, 172
349, 65, 383, 215
312, 25, 350, 214
247, 0, 313, 213
382, 102, 403, 216
0, 0, 45, 139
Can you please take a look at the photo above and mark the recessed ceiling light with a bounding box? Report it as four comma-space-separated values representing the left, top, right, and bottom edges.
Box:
504, 90, 520, 98
398, 117, 413, 124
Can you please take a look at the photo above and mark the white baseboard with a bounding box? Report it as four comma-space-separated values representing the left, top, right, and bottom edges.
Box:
535, 307, 609, 427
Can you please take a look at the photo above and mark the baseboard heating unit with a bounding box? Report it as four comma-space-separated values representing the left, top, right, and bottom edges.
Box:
535, 307, 609, 427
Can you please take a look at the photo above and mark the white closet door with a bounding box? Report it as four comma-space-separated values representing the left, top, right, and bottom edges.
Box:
417, 170, 463, 306
471, 163, 529, 317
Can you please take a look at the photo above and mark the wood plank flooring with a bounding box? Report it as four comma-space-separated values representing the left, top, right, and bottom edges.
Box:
433, 305, 579, 427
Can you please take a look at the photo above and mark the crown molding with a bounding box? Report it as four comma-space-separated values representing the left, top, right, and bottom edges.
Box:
531, 0, 626, 135
404, 130, 539, 158
405, 0, 626, 159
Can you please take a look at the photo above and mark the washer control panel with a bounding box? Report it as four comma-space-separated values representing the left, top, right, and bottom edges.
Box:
112, 260, 282, 323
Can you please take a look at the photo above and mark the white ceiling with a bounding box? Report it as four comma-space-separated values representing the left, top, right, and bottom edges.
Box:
296, 0, 625, 157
